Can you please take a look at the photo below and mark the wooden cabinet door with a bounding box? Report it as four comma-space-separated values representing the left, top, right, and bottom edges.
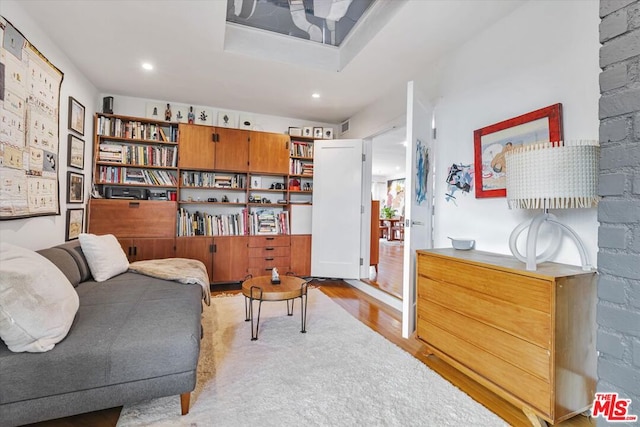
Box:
176, 236, 214, 283
290, 234, 311, 276
88, 200, 176, 238
133, 238, 176, 261
116, 238, 136, 262
178, 123, 215, 169
213, 236, 248, 283
249, 131, 289, 174
215, 127, 249, 171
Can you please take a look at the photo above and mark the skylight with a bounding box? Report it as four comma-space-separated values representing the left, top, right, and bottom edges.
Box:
226, 0, 375, 47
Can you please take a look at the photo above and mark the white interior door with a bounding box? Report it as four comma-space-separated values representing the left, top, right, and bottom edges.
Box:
402, 81, 434, 338
311, 139, 363, 279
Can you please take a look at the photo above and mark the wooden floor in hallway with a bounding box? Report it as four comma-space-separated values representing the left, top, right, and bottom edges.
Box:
364, 238, 404, 299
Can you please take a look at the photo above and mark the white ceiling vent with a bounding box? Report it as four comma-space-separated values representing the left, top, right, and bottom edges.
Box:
341, 119, 350, 135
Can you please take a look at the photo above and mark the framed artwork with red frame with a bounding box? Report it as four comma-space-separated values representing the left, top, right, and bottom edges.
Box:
473, 103, 563, 198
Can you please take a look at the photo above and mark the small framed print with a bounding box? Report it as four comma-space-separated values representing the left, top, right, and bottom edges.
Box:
68, 96, 85, 135
67, 171, 84, 204
289, 127, 302, 137
323, 127, 334, 139
303, 126, 313, 137
65, 208, 84, 241
313, 127, 323, 138
251, 176, 262, 189
239, 114, 254, 130
217, 111, 236, 127
67, 134, 85, 169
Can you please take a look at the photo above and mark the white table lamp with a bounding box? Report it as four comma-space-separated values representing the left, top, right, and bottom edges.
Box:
505, 141, 599, 271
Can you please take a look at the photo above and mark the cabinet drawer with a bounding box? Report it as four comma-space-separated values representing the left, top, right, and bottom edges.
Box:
418, 320, 551, 415
247, 266, 290, 277
248, 236, 290, 247
248, 256, 290, 268
418, 277, 551, 349
88, 199, 176, 238
417, 298, 550, 381
248, 246, 290, 258
417, 253, 551, 313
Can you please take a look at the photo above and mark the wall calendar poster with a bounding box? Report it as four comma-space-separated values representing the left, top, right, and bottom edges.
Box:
0, 16, 64, 219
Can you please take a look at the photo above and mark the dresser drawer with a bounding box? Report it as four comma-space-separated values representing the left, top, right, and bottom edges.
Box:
417, 252, 551, 314
248, 256, 290, 269
418, 317, 551, 415
248, 235, 290, 247
418, 276, 551, 349
417, 297, 551, 381
248, 246, 290, 258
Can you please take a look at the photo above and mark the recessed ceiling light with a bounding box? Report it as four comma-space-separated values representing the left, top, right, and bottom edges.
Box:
311, 93, 320, 99
142, 62, 154, 71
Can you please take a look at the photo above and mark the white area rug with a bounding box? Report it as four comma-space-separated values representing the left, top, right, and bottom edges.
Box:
117, 289, 507, 426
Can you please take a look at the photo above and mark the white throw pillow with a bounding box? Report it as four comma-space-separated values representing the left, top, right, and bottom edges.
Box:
78, 233, 129, 282
0, 242, 80, 352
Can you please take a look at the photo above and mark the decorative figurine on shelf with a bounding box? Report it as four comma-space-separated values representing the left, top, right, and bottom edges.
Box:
165, 103, 172, 121
271, 267, 280, 285
187, 106, 195, 124
222, 195, 229, 203
152, 106, 158, 116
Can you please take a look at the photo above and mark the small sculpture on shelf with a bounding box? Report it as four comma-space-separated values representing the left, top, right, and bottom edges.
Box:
271, 267, 280, 285
188, 106, 195, 124
165, 103, 172, 121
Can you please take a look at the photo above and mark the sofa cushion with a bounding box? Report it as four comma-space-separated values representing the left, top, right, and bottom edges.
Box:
0, 272, 202, 404
55, 241, 92, 282
0, 243, 79, 353
36, 247, 82, 287
78, 233, 129, 282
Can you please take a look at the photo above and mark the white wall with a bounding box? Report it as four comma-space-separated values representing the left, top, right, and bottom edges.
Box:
102, 95, 336, 135
0, 1, 99, 250
431, 0, 600, 267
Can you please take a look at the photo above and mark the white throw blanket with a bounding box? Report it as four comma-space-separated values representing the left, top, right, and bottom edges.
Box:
128, 258, 211, 305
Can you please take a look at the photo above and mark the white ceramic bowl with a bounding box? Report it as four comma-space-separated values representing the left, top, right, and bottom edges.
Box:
447, 237, 475, 250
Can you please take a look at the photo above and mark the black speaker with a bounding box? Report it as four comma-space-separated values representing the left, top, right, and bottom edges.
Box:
102, 96, 113, 114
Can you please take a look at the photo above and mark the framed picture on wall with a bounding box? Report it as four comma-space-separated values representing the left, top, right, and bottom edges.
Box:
68, 96, 85, 135
67, 134, 84, 169
67, 171, 84, 204
313, 127, 323, 138
473, 103, 563, 198
65, 208, 84, 241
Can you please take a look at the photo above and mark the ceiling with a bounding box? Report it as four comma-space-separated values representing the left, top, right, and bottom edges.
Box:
16, 0, 526, 124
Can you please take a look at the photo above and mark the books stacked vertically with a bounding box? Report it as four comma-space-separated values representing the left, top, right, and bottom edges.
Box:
289, 159, 313, 176
97, 166, 177, 186
177, 208, 248, 236
97, 117, 170, 141
290, 141, 313, 157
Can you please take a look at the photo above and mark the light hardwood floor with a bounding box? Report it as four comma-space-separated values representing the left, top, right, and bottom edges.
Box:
364, 239, 403, 299
26, 281, 593, 427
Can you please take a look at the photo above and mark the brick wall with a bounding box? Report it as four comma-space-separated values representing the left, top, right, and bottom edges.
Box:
598, 0, 640, 424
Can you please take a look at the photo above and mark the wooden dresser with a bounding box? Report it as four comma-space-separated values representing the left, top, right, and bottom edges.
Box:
416, 249, 597, 425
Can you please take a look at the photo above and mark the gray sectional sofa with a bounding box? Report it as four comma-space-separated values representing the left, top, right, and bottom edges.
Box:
0, 241, 203, 427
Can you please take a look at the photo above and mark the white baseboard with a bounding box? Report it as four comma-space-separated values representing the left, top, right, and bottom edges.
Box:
345, 279, 402, 311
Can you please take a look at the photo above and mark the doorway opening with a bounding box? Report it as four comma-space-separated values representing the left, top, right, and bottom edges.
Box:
364, 126, 406, 300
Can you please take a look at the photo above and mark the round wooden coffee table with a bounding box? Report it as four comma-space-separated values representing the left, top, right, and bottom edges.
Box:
241, 275, 309, 341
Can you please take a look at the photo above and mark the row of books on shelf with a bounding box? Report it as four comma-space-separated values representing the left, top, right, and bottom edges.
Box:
290, 141, 314, 157
180, 171, 246, 189
98, 166, 178, 186
99, 144, 177, 167
97, 116, 178, 142
176, 208, 289, 236
290, 159, 314, 176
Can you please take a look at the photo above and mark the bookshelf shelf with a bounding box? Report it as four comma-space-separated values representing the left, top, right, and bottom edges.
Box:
97, 136, 178, 146
96, 162, 177, 170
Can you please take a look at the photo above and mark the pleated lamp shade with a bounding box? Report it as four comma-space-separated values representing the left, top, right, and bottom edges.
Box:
506, 141, 599, 210
504, 140, 599, 271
